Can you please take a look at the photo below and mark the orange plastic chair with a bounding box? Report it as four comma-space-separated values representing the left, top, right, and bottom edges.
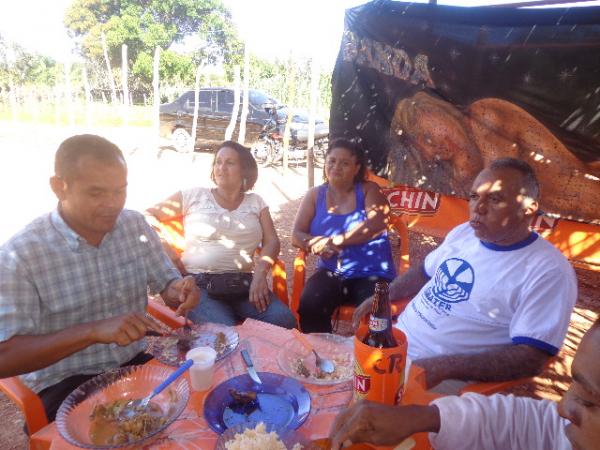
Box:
0, 376, 47, 435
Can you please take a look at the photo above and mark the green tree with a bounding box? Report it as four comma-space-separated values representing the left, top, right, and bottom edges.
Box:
0, 34, 59, 89
64, 0, 242, 91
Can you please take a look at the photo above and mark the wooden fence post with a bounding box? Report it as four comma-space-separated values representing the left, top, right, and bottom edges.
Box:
152, 46, 161, 152
101, 31, 118, 105
282, 56, 296, 174
83, 64, 93, 127
121, 44, 129, 126
191, 64, 202, 153
225, 65, 241, 141
64, 61, 74, 126
238, 44, 250, 145
307, 57, 319, 188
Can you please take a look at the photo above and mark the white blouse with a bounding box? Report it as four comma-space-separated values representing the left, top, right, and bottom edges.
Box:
180, 187, 267, 273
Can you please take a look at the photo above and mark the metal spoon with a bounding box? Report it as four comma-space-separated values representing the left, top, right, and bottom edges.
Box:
182, 310, 192, 334
291, 329, 335, 375
119, 359, 193, 419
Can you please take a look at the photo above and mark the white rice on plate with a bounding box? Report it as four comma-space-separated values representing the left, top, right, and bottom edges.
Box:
224, 422, 303, 450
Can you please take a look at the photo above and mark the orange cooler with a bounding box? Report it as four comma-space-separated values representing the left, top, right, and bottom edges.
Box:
353, 325, 407, 405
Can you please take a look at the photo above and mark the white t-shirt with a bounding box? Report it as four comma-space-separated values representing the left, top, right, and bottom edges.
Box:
430, 393, 571, 450
180, 187, 267, 273
397, 222, 577, 360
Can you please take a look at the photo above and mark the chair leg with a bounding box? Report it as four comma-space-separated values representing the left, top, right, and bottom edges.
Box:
0, 377, 48, 435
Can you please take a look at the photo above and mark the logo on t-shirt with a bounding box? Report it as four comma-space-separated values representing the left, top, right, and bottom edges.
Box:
424, 258, 474, 310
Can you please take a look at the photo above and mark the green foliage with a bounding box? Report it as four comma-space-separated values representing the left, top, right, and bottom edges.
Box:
248, 55, 332, 118
64, 0, 242, 92
0, 33, 60, 89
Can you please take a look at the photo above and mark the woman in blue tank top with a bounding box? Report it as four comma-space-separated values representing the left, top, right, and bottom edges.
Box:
292, 139, 397, 332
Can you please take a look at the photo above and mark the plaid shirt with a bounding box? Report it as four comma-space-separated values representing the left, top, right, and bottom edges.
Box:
0, 208, 180, 392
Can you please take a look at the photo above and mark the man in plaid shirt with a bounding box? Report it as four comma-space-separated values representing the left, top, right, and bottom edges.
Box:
0, 134, 199, 425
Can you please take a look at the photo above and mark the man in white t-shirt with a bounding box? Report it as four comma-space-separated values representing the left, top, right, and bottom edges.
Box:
329, 317, 600, 450
354, 158, 577, 389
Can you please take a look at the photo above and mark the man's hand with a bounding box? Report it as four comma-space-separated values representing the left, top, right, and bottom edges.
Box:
164, 276, 200, 315
352, 296, 373, 330
90, 312, 163, 346
329, 400, 440, 449
249, 272, 271, 313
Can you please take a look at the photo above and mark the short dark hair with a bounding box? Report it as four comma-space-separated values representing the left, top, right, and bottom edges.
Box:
489, 157, 540, 200
211, 140, 258, 192
55, 134, 125, 180
325, 138, 367, 184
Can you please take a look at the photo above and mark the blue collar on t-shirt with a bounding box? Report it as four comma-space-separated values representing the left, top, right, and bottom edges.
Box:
480, 232, 539, 252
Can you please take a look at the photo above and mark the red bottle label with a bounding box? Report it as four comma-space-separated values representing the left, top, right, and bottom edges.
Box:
369, 316, 388, 332
353, 373, 371, 395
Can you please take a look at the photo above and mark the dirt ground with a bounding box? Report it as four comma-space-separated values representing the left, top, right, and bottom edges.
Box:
0, 123, 598, 449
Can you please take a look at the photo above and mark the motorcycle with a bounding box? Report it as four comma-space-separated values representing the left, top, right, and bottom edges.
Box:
251, 105, 327, 167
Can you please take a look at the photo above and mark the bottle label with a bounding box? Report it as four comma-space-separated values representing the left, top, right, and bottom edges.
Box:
368, 316, 388, 332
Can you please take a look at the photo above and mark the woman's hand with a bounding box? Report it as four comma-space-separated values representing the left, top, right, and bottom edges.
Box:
310, 236, 340, 258
249, 272, 271, 313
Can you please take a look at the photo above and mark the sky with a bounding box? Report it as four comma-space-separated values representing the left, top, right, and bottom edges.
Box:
1, 0, 600, 68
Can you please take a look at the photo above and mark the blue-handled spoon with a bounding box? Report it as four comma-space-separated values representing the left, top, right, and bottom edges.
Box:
119, 359, 193, 419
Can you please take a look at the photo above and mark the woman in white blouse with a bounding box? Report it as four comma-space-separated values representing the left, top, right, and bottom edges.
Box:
146, 141, 296, 328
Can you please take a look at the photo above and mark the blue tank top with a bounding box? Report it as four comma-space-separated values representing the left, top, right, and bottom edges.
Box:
309, 183, 397, 280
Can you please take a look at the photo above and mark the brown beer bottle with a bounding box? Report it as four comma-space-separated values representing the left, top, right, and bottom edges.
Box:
362, 281, 398, 348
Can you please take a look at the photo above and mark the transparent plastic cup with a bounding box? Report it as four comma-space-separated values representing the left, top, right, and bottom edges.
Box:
186, 346, 218, 391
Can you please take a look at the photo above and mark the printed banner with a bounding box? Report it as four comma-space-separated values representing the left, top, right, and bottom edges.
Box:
331, 2, 600, 223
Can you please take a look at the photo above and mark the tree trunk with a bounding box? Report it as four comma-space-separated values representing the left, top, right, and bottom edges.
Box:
8, 75, 17, 123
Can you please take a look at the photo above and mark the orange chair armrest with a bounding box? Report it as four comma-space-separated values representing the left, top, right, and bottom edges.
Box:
459, 378, 533, 396
291, 250, 308, 320
272, 259, 289, 305
0, 377, 48, 434
402, 364, 442, 406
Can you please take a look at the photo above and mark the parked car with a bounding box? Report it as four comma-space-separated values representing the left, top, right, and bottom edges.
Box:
159, 87, 328, 152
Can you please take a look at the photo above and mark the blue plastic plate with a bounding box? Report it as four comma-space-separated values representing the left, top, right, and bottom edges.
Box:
204, 372, 311, 434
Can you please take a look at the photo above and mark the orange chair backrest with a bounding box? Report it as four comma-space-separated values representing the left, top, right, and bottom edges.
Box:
368, 171, 600, 271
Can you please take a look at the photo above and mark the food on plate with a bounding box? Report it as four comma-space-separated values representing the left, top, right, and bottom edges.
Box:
292, 354, 353, 381
215, 331, 228, 354
89, 398, 167, 445
228, 388, 257, 405
228, 388, 259, 415
293, 358, 311, 378
224, 422, 303, 450
148, 328, 234, 366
